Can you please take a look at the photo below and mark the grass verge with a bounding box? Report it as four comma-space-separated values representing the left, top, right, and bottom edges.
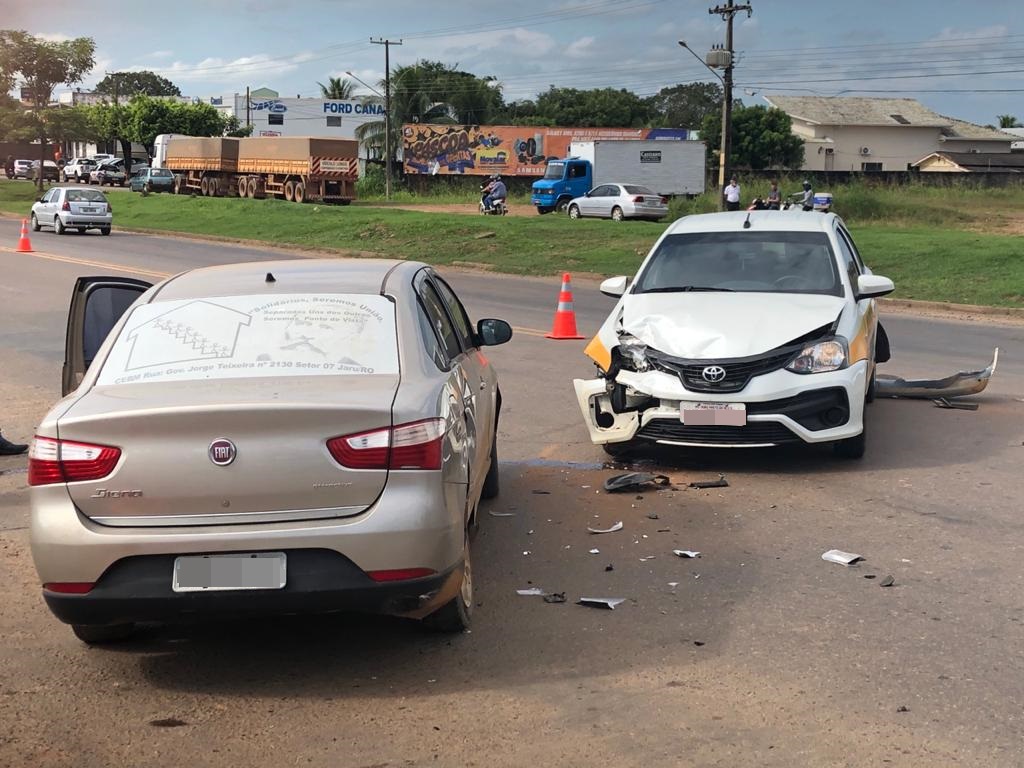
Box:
2, 180, 1021, 307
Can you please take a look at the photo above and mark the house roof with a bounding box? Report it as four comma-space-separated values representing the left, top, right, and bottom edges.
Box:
939, 118, 1019, 141
913, 151, 1024, 173
764, 96, 951, 127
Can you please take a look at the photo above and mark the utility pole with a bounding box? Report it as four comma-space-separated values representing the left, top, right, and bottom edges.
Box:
245, 86, 251, 130
371, 37, 402, 200
708, 1, 752, 210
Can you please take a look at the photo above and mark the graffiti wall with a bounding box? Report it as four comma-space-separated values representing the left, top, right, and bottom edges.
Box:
402, 124, 688, 176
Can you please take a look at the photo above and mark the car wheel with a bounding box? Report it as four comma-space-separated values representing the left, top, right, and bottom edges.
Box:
833, 410, 866, 460
30, 213, 40, 232
481, 430, 500, 500
556, 198, 571, 213
77, 227, 86, 234
54, 216, 65, 235
865, 367, 876, 404
100, 227, 111, 236
568, 204, 581, 219
611, 206, 624, 221
72, 623, 135, 645
424, 534, 472, 633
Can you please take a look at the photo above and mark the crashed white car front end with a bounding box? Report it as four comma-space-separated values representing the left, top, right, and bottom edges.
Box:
574, 211, 895, 458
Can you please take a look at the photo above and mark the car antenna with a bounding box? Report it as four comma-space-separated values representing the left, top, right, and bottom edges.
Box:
265, 272, 276, 283
743, 212, 751, 229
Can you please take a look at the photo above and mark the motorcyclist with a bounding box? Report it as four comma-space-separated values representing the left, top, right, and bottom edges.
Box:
791, 180, 814, 211
482, 174, 507, 212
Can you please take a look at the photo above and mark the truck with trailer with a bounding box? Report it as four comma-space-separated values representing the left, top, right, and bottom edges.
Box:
152, 134, 359, 204
530, 139, 706, 214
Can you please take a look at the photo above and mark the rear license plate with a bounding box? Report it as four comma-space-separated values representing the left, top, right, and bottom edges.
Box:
80, 207, 96, 213
172, 552, 287, 592
681, 402, 746, 426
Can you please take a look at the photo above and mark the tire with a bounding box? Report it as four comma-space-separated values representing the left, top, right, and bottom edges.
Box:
144, 181, 153, 194
424, 534, 472, 633
834, 408, 866, 460
72, 623, 135, 645
238, 177, 249, 198
556, 197, 571, 213
246, 178, 258, 198
611, 206, 624, 221
30, 213, 40, 232
283, 180, 295, 202
100, 227, 111, 236
293, 182, 305, 203
77, 227, 86, 234
54, 216, 65, 235
568, 204, 581, 219
200, 177, 210, 196
481, 430, 500, 500
866, 367, 876, 404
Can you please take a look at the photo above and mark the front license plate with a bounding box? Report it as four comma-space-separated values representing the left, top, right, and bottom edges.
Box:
172, 552, 287, 592
681, 402, 746, 426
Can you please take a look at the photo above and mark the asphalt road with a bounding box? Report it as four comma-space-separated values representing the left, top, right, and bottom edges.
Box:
1, 219, 1023, 767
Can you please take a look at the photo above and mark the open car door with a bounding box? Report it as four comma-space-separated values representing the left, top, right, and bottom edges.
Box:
62, 276, 152, 396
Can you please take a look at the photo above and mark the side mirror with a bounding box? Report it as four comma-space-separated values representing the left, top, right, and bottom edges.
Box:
476, 318, 513, 347
599, 275, 629, 298
584, 191, 592, 197
856, 274, 895, 300
37, 197, 45, 203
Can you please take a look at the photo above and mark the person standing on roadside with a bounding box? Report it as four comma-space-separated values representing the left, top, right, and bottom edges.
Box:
766, 180, 781, 210
4, 155, 14, 179
0, 429, 28, 456
724, 177, 741, 211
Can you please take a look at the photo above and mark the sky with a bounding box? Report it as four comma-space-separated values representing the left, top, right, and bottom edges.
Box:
6, 0, 1024, 125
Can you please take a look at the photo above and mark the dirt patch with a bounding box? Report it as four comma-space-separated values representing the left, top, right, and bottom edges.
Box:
362, 202, 538, 218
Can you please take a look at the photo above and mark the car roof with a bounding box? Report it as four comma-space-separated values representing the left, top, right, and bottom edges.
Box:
665, 211, 838, 235
152, 258, 421, 302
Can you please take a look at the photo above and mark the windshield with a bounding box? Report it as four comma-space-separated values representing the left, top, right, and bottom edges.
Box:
634, 231, 842, 296
66, 189, 108, 203
543, 161, 564, 180
95, 293, 399, 386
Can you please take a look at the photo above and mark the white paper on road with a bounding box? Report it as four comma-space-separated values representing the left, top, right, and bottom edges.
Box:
673, 550, 701, 559
516, 588, 546, 596
577, 597, 626, 610
96, 293, 397, 385
821, 549, 864, 566
587, 521, 624, 534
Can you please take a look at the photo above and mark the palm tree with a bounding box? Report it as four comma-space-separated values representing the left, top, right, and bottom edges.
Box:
318, 76, 356, 100
997, 114, 1021, 128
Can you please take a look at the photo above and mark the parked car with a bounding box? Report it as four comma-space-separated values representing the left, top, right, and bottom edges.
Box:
30, 186, 112, 235
566, 183, 669, 221
89, 160, 126, 186
573, 211, 894, 460
128, 167, 174, 193
63, 157, 97, 183
90, 153, 115, 162
12, 159, 33, 179
29, 160, 61, 181
28, 260, 511, 644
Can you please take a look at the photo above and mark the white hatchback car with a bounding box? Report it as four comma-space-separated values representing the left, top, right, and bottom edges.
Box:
574, 211, 894, 459
30, 186, 113, 235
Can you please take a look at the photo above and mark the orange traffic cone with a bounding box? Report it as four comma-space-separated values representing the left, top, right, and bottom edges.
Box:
16, 218, 33, 253
546, 272, 585, 340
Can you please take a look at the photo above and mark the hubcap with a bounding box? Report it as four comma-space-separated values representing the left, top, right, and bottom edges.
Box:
460, 541, 473, 608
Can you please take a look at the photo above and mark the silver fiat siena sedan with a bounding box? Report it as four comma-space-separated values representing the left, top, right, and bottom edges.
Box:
29, 259, 511, 643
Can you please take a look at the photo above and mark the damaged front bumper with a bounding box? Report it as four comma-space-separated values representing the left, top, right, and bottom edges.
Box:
573, 361, 867, 448
875, 348, 999, 400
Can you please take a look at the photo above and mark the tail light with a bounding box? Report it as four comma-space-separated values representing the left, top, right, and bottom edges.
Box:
107, 202, 112, 213
366, 568, 436, 582
631, 195, 644, 202
28, 436, 122, 486
43, 582, 95, 594
62, 199, 70, 211
660, 196, 668, 204
327, 418, 445, 470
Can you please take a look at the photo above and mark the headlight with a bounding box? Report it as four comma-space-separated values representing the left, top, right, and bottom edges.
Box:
617, 333, 650, 372
786, 338, 848, 374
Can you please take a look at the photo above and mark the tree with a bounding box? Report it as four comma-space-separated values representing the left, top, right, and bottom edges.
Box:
701, 105, 804, 170
648, 82, 722, 130
318, 76, 356, 99
122, 96, 229, 155
533, 86, 652, 127
997, 114, 1021, 128
0, 30, 95, 189
95, 70, 181, 97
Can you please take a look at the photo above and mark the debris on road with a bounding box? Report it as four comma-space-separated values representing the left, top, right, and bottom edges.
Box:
531, 490, 551, 495
605, 564, 615, 572
896, 705, 910, 713
589, 548, 600, 554
488, 511, 516, 517
688, 475, 729, 489
647, 512, 660, 520
543, 592, 567, 604
603, 472, 670, 493
932, 397, 980, 411
149, 718, 188, 728
588, 521, 624, 534
522, 551, 532, 556
673, 550, 701, 559
577, 597, 626, 610
879, 575, 896, 587
864, 574, 877, 580
876, 348, 999, 400
516, 588, 546, 596
821, 549, 864, 566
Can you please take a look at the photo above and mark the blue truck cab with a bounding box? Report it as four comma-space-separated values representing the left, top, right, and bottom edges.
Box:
531, 158, 592, 214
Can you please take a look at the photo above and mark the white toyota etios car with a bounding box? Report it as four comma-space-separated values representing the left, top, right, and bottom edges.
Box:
574, 211, 894, 459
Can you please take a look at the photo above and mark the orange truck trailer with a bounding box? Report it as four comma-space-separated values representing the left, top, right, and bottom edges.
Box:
153, 134, 358, 204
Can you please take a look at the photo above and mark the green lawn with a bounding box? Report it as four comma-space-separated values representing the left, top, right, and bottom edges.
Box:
2, 179, 1022, 307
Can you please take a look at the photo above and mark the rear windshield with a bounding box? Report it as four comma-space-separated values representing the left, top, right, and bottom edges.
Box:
634, 232, 842, 296
66, 189, 107, 203
151, 169, 172, 177
96, 293, 398, 386
624, 185, 656, 195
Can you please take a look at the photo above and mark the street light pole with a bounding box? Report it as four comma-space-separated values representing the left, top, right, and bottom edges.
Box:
708, 1, 752, 210
371, 37, 402, 200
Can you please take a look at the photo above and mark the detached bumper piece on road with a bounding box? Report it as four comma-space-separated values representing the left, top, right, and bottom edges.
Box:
44, 549, 458, 627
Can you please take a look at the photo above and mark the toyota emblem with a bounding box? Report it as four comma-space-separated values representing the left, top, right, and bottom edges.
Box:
701, 365, 727, 383
208, 438, 237, 466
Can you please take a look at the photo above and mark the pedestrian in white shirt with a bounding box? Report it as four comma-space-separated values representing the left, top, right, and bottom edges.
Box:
724, 178, 741, 211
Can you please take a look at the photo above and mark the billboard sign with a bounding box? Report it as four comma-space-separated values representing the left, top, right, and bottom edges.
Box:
402, 124, 689, 176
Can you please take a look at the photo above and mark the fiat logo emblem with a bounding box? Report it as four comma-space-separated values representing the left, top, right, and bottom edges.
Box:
208, 438, 237, 466
701, 365, 727, 383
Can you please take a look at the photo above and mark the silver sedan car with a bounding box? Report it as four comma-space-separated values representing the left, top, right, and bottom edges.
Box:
30, 186, 113, 235
567, 183, 669, 221
29, 259, 511, 643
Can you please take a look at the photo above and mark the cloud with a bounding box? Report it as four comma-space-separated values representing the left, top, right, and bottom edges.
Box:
35, 32, 73, 42
147, 50, 174, 59
143, 52, 317, 85
565, 36, 596, 59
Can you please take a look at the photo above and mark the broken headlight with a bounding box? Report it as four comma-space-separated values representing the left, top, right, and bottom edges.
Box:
786, 338, 848, 374
616, 334, 651, 372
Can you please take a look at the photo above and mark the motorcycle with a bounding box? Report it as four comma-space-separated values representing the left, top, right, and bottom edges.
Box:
747, 197, 780, 211
479, 182, 508, 215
